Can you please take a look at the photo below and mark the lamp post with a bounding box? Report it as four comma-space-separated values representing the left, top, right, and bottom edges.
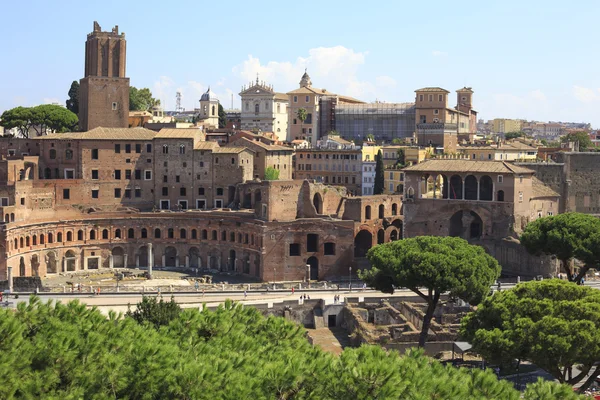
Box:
273, 267, 276, 283
306, 264, 310, 287
349, 267, 352, 292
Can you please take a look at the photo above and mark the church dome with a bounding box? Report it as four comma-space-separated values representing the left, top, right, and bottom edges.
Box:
299, 69, 312, 88
200, 87, 218, 102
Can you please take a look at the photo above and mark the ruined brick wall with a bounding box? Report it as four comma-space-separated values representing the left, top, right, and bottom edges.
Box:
79, 77, 130, 131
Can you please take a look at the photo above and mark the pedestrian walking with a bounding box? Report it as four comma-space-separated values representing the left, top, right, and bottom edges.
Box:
291, 287, 295, 295
244, 290, 247, 299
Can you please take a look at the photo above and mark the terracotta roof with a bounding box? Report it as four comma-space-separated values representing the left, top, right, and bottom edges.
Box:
415, 87, 450, 93
325, 136, 352, 145
338, 95, 365, 104
532, 177, 560, 198
194, 141, 219, 150
402, 159, 535, 174
458, 141, 538, 151
292, 140, 307, 144
274, 93, 289, 101
286, 86, 334, 95
155, 128, 203, 138
129, 111, 152, 116
212, 147, 252, 154
230, 137, 292, 151
38, 127, 156, 140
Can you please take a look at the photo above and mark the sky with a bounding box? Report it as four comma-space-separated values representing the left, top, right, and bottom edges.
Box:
1, 0, 600, 127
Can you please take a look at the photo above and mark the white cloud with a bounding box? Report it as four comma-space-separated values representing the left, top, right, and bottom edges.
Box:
153, 76, 175, 109
431, 50, 448, 57
530, 89, 547, 102
572, 85, 599, 103
232, 46, 388, 102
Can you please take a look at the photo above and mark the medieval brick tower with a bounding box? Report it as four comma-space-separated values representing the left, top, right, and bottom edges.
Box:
78, 21, 130, 131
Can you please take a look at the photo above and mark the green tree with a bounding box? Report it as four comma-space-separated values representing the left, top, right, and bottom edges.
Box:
505, 131, 524, 140
264, 166, 280, 181
1, 105, 77, 137
366, 133, 375, 142
0, 296, 582, 399
392, 138, 404, 145
520, 212, 600, 283
461, 280, 600, 393
373, 150, 385, 194
218, 103, 226, 129
326, 130, 340, 136
360, 236, 501, 347
562, 131, 592, 151
66, 80, 79, 115
0, 106, 35, 137
396, 148, 406, 167
296, 108, 307, 139
126, 295, 181, 329
129, 86, 160, 111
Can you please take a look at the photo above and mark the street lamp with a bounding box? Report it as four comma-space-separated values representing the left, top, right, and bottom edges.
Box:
306, 264, 310, 287
349, 267, 352, 292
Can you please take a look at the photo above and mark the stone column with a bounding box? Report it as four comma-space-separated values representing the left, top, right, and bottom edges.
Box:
462, 178, 466, 199
62, 258, 67, 273
162, 254, 166, 268
7, 266, 13, 293
476, 178, 480, 201
124, 254, 128, 268
109, 255, 114, 269
185, 256, 189, 268
217, 256, 221, 272
136, 254, 140, 268
175, 256, 180, 268
207, 256, 211, 270
147, 243, 153, 279
74, 258, 79, 272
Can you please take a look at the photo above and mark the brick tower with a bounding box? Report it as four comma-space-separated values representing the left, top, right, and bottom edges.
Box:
78, 21, 130, 131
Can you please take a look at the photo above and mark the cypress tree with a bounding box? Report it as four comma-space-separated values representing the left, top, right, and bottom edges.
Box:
374, 150, 385, 195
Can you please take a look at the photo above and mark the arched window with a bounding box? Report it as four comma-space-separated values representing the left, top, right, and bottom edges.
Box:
141, 228, 148, 238
65, 149, 73, 159
32, 235, 37, 245
212, 105, 216, 116
168, 228, 174, 239
44, 167, 51, 179
57, 232, 63, 242
211, 230, 217, 240
10, 213, 14, 222
365, 205, 372, 220
40, 234, 45, 245
392, 203, 398, 216
378, 204, 385, 219
162, 144, 168, 154
128, 228, 135, 239
202, 229, 208, 240
115, 229, 121, 239
90, 230, 96, 240
497, 190, 505, 202
407, 187, 415, 199
25, 236, 30, 246
66, 232, 72, 242
102, 229, 108, 239
221, 231, 226, 241
180, 229, 186, 239
179, 144, 185, 154
13, 238, 17, 249
155, 228, 161, 239
230, 232, 235, 242
77, 230, 83, 241
49, 149, 56, 159
479, 175, 493, 201
191, 229, 197, 239
255, 103, 259, 114
4, 215, 8, 223
48, 232, 54, 243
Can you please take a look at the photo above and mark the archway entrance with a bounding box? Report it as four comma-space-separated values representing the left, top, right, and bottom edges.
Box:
354, 230, 373, 258
189, 247, 200, 268
229, 249, 236, 271
138, 246, 149, 267
164, 246, 177, 267
307, 256, 319, 281
390, 230, 398, 241
313, 193, 323, 214
19, 257, 25, 276
377, 229, 385, 244
46, 252, 58, 274
112, 247, 125, 268
31, 254, 40, 277
65, 250, 76, 272
497, 190, 505, 202
449, 210, 483, 240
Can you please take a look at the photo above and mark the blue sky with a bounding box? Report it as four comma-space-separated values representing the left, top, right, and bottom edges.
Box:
2, 0, 600, 127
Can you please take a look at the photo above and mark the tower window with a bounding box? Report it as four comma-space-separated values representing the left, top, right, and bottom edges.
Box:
112, 102, 118, 110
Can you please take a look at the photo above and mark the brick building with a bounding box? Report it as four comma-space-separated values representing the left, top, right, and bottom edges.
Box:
0, 129, 402, 281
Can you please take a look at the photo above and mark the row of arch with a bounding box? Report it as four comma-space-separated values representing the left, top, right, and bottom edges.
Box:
354, 219, 403, 258
364, 203, 399, 220
9, 227, 261, 253
414, 174, 504, 202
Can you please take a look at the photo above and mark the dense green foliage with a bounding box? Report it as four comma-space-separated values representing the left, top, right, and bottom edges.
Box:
561, 131, 592, 151
373, 149, 385, 194
129, 86, 160, 111
396, 148, 406, 167
66, 80, 79, 115
461, 280, 600, 392
504, 131, 524, 140
0, 296, 581, 399
126, 295, 181, 329
218, 103, 226, 128
1, 104, 78, 137
360, 236, 501, 346
264, 166, 280, 180
520, 212, 600, 282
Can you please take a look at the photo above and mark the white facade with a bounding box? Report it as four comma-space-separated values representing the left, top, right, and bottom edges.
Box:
239, 79, 288, 141
362, 161, 376, 195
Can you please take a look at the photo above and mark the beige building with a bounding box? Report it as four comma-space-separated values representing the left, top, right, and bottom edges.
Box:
381, 145, 429, 168
228, 137, 294, 180
458, 140, 538, 161
492, 119, 522, 134
198, 88, 220, 128
239, 78, 289, 141
384, 168, 404, 195
414, 87, 477, 153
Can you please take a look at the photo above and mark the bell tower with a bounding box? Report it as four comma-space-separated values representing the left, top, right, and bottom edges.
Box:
78, 21, 130, 131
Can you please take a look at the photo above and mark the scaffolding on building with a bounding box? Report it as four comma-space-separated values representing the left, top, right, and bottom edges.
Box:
332, 102, 416, 142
